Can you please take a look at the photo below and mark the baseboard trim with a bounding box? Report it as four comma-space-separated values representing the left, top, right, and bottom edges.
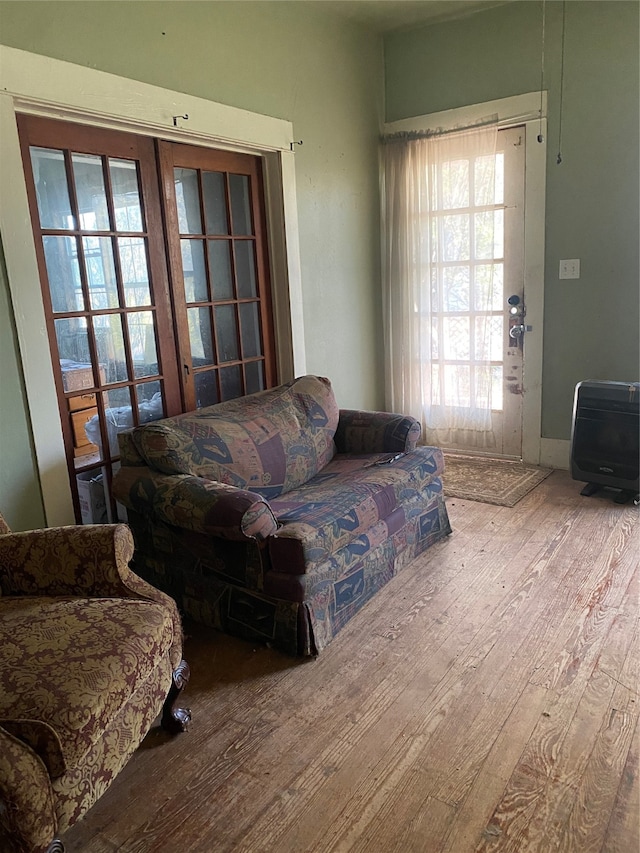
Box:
540, 438, 570, 470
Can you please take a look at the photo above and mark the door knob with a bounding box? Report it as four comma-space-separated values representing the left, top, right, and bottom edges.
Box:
509, 324, 533, 339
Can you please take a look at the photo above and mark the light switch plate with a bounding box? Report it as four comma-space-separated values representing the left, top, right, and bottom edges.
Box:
559, 258, 580, 279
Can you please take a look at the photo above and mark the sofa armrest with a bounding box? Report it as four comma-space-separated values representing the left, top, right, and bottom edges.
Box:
335, 409, 421, 454
113, 466, 278, 542
0, 726, 57, 853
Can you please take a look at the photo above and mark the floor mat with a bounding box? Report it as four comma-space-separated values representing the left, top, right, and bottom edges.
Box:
443, 454, 553, 507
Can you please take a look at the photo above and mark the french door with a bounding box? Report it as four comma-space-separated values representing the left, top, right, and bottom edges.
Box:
18, 115, 276, 523
157, 141, 276, 409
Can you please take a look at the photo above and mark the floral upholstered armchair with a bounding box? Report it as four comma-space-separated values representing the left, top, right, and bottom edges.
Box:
0, 514, 191, 853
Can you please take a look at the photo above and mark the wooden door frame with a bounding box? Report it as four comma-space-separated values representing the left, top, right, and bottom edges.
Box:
0, 44, 306, 526
383, 92, 548, 466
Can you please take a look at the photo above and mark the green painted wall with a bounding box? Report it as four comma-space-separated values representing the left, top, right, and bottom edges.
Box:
0, 1, 383, 529
385, 0, 640, 441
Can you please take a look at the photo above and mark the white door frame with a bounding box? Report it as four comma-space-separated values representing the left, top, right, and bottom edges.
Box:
0, 45, 306, 525
384, 92, 547, 466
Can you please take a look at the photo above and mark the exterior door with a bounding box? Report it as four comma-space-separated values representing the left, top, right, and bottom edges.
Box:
18, 115, 277, 523
437, 125, 525, 458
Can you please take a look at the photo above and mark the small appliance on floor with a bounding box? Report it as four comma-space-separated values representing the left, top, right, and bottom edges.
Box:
570, 380, 640, 504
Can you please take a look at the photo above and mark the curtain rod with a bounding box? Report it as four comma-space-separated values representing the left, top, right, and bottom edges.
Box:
380, 114, 499, 144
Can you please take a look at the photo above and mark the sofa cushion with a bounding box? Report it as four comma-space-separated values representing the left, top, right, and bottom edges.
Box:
131, 375, 339, 499
267, 446, 444, 574
0, 596, 175, 778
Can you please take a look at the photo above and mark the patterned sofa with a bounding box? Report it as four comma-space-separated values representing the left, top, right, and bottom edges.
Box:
113, 375, 452, 656
0, 517, 190, 853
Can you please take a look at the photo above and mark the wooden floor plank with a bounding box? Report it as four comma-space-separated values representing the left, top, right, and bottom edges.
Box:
595, 565, 640, 696
506, 673, 629, 853
347, 779, 456, 853
472, 675, 634, 853
473, 764, 551, 853
529, 508, 638, 694
601, 714, 640, 853
557, 683, 638, 853
439, 683, 550, 853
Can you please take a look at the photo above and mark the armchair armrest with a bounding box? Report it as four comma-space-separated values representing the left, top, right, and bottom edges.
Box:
335, 409, 421, 454
113, 466, 278, 542
0, 523, 185, 670
0, 524, 138, 598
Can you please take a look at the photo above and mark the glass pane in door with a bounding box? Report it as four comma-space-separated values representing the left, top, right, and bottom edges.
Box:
215, 304, 239, 362
30, 147, 75, 229
240, 302, 261, 358
119, 237, 151, 307
475, 210, 504, 259
55, 316, 90, 366
475, 153, 504, 205
442, 266, 469, 311
245, 360, 265, 395
441, 158, 469, 208
475, 264, 503, 311
235, 241, 257, 298
94, 315, 128, 384
83, 236, 119, 310
208, 240, 233, 299
188, 307, 215, 365
174, 168, 202, 233
181, 240, 209, 302
195, 370, 219, 407
72, 153, 110, 230
97, 386, 134, 458
203, 171, 228, 234
43, 236, 83, 312
127, 311, 158, 378
135, 380, 164, 423
109, 159, 144, 231
220, 364, 242, 400
229, 174, 252, 235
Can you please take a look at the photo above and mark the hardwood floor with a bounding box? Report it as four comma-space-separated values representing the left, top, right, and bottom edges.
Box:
62, 471, 639, 853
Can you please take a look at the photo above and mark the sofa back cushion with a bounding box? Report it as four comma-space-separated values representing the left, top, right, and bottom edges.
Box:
131, 375, 339, 499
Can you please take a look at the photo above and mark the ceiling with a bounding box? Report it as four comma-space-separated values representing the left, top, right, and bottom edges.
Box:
312, 0, 513, 33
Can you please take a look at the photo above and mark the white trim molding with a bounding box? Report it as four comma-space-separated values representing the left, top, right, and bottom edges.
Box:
0, 45, 305, 525
384, 91, 548, 136
384, 92, 547, 466
0, 46, 294, 153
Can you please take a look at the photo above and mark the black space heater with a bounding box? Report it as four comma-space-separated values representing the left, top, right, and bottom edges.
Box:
570, 380, 640, 504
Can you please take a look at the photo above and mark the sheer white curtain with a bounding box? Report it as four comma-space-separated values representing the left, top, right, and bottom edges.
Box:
382, 124, 500, 450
